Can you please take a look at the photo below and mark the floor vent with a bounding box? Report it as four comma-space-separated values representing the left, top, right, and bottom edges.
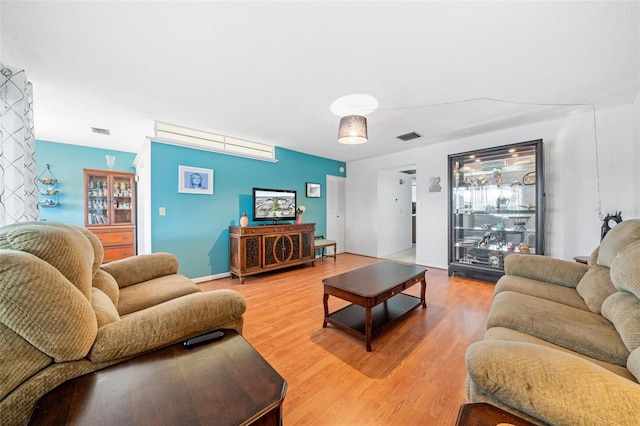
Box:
396, 132, 422, 141
91, 127, 111, 135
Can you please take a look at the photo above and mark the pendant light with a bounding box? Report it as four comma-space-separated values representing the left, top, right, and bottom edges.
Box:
338, 115, 368, 144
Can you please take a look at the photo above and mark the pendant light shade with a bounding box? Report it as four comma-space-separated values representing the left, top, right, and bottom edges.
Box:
338, 115, 368, 144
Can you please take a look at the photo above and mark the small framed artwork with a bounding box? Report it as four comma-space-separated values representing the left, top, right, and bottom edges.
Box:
178, 165, 214, 194
306, 182, 321, 198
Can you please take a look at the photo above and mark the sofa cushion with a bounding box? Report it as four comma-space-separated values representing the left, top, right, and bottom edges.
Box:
485, 327, 637, 382
0, 222, 95, 299
628, 347, 640, 382
610, 240, 640, 298
466, 340, 640, 426
92, 269, 120, 308
0, 250, 97, 362
601, 291, 640, 353
75, 226, 104, 275
597, 219, 640, 268
494, 275, 589, 310
503, 254, 588, 288
0, 324, 52, 402
576, 265, 617, 313
117, 274, 200, 316
91, 288, 120, 328
488, 291, 629, 366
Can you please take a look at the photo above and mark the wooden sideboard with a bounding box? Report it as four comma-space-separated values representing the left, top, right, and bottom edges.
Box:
229, 223, 316, 283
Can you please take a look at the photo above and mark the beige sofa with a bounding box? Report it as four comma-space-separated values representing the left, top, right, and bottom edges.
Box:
466, 219, 640, 425
0, 221, 246, 425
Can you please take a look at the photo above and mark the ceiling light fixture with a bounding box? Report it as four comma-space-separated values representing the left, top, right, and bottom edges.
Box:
331, 94, 377, 145
338, 115, 368, 145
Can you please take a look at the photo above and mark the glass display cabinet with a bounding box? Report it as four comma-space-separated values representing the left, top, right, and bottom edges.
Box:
448, 139, 544, 281
84, 169, 136, 262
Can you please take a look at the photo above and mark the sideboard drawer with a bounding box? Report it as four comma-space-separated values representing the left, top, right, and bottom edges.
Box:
87, 225, 136, 263
103, 246, 135, 263
94, 230, 134, 245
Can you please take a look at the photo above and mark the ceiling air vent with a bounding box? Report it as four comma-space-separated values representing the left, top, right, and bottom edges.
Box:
91, 127, 111, 136
396, 132, 422, 141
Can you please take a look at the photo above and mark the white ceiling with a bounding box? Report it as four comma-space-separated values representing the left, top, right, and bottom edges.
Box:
2, 1, 639, 162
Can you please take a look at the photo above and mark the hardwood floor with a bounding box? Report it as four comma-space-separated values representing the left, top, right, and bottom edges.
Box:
198, 254, 496, 425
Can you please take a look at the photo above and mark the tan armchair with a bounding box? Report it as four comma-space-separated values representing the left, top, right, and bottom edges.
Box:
0, 221, 246, 425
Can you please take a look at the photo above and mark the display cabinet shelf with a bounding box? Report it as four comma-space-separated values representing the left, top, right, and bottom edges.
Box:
448, 139, 544, 282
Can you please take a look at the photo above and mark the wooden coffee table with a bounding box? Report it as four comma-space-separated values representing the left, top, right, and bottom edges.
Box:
323, 261, 427, 351
29, 330, 286, 426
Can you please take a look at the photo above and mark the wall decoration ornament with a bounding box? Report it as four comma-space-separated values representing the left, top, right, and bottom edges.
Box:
429, 176, 441, 192
306, 182, 321, 198
178, 165, 214, 194
601, 211, 622, 241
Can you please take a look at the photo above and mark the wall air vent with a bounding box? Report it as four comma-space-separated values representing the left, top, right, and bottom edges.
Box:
396, 132, 422, 141
91, 127, 111, 135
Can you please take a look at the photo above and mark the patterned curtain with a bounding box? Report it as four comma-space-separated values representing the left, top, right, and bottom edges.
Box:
0, 64, 39, 226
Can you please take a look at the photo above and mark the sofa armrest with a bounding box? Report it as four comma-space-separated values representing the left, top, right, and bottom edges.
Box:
466, 340, 640, 425
88, 289, 246, 363
100, 252, 179, 288
504, 254, 589, 288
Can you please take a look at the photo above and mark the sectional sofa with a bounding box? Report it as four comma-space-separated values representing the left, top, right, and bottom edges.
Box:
465, 219, 640, 425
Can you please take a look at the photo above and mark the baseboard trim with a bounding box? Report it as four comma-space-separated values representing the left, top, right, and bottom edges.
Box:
192, 272, 231, 283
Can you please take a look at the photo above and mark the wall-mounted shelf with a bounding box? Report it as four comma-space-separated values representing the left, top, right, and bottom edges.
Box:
38, 164, 59, 207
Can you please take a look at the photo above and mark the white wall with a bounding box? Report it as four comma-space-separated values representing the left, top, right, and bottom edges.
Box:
346, 102, 639, 269
133, 138, 152, 254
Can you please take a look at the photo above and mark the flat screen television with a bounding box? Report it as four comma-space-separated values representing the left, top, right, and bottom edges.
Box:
253, 188, 297, 223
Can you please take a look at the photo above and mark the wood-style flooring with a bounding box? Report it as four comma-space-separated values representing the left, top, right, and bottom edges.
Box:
198, 253, 496, 425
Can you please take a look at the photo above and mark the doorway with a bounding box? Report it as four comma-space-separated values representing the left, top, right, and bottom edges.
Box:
378, 166, 416, 264
325, 175, 346, 255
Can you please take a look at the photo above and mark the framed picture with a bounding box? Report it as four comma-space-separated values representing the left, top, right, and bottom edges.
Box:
178, 165, 214, 194
306, 182, 321, 198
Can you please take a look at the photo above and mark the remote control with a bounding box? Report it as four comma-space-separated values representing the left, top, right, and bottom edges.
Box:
183, 330, 225, 348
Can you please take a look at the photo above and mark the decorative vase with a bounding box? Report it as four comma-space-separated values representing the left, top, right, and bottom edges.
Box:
296, 215, 302, 224
240, 212, 249, 227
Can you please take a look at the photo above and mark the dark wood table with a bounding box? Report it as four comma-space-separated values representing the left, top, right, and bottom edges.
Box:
323, 261, 427, 351
29, 330, 286, 426
455, 403, 536, 426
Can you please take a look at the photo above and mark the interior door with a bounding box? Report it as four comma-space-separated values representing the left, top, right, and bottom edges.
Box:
326, 175, 346, 254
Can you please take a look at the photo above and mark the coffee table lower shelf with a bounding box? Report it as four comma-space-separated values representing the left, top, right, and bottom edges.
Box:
325, 293, 422, 345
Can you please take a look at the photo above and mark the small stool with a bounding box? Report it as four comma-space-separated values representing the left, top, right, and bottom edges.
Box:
314, 236, 336, 261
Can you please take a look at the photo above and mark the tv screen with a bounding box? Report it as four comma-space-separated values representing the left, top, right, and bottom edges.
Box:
253, 188, 297, 222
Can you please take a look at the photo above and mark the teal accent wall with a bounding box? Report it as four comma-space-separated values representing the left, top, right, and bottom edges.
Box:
150, 141, 346, 278
35, 140, 136, 225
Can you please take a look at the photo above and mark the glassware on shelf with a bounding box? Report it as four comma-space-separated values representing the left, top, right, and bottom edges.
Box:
509, 216, 530, 231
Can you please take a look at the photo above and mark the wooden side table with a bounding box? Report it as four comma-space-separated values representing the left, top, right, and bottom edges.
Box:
455, 403, 536, 426
29, 330, 286, 426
